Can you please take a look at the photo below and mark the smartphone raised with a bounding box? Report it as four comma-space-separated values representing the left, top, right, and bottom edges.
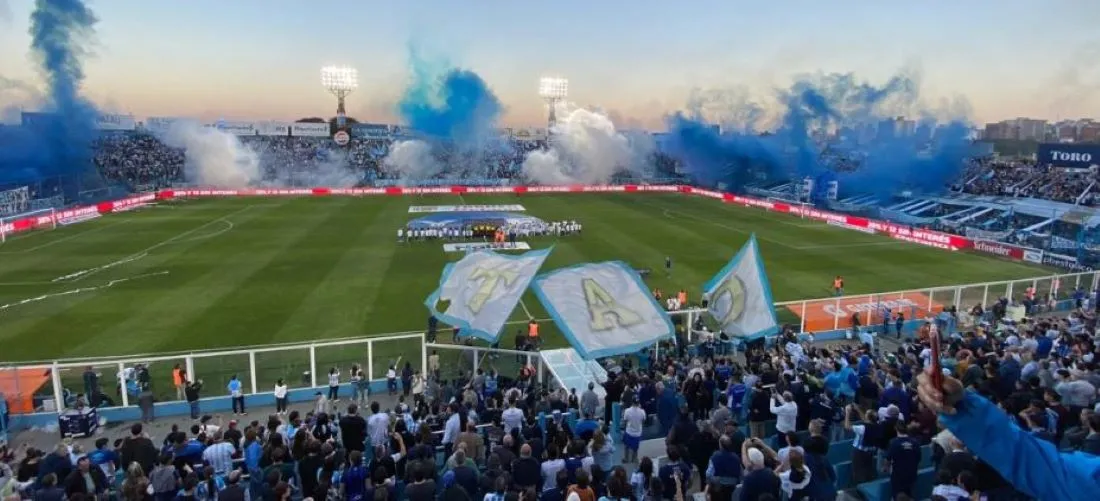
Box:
929, 322, 943, 390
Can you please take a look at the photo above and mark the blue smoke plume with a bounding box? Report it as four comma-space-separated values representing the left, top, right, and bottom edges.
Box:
385, 47, 512, 181
396, 49, 504, 145
0, 0, 99, 196
664, 71, 974, 200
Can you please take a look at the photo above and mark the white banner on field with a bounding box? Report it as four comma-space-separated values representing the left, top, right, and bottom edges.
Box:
425, 248, 551, 342
532, 261, 673, 359
409, 204, 527, 213
442, 242, 531, 253
703, 234, 779, 340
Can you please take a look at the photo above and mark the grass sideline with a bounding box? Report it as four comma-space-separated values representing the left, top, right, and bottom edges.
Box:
0, 192, 1048, 401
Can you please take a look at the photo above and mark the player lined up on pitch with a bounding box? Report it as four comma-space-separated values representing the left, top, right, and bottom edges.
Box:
398, 220, 582, 241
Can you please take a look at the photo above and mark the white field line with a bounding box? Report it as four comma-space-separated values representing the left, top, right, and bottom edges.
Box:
0, 219, 135, 254
0, 271, 170, 313
173, 218, 235, 243
519, 298, 534, 320
52, 252, 148, 283
49, 205, 254, 283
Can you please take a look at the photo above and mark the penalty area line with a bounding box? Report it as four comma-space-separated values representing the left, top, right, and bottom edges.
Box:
0, 271, 170, 314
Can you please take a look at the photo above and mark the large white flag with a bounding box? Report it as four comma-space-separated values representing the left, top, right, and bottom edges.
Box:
424, 248, 551, 342
532, 261, 673, 359
703, 234, 779, 339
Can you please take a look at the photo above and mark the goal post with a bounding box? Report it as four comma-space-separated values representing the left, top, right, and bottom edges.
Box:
0, 207, 57, 243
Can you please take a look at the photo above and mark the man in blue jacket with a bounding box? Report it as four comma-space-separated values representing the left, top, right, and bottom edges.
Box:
917, 368, 1100, 501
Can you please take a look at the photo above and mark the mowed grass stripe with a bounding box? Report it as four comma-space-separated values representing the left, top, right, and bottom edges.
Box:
0, 203, 253, 283
0, 201, 275, 359
164, 197, 362, 351
270, 198, 408, 343
33, 200, 292, 358
0, 193, 1061, 362
611, 194, 1047, 299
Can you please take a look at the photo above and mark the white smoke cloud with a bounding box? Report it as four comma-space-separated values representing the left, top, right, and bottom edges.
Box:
160, 121, 260, 188
521, 103, 652, 185
382, 140, 443, 182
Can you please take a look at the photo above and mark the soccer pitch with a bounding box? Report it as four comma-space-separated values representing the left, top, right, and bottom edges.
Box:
0, 192, 1046, 365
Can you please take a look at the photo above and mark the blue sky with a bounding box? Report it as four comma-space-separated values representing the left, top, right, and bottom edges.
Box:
1, 0, 1098, 128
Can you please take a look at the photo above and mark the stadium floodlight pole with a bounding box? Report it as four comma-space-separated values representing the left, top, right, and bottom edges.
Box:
538, 76, 568, 131
321, 66, 359, 129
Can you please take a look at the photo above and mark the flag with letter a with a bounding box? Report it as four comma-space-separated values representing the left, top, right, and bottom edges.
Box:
531, 261, 673, 359
424, 248, 551, 342
703, 234, 779, 340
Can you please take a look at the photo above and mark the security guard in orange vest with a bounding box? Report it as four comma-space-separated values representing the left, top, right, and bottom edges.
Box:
528, 320, 540, 348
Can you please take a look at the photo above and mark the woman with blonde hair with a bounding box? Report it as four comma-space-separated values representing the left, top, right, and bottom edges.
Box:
120, 462, 152, 501
587, 429, 615, 473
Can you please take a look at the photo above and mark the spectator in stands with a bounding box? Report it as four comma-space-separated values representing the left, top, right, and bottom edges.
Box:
917, 366, 1100, 500
227, 375, 245, 416
739, 440, 780, 501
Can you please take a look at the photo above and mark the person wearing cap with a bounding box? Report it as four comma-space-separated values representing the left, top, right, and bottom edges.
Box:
739, 438, 780, 501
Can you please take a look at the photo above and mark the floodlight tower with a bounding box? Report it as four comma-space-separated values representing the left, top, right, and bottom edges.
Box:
321, 66, 358, 129
538, 76, 568, 131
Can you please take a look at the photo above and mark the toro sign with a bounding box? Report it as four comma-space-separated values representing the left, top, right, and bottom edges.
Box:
1038, 143, 1100, 168
333, 130, 350, 146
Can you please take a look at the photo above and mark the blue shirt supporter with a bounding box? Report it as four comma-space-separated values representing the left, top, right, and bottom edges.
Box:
940, 390, 1100, 501
705, 446, 741, 487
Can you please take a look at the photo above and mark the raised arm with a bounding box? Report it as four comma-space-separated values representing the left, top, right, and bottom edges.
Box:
918, 370, 1100, 501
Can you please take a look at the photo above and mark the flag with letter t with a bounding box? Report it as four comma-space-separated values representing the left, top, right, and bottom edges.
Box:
531, 261, 673, 359
703, 234, 779, 340
425, 248, 551, 343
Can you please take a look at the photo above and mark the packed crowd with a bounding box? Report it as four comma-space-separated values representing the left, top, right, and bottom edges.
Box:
93, 135, 184, 190
84, 132, 686, 193
4, 286, 1100, 501
958, 160, 1097, 206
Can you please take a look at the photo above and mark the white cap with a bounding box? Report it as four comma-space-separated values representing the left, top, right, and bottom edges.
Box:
747, 448, 765, 466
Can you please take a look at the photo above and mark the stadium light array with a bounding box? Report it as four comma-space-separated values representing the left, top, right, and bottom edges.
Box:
538, 77, 569, 100
539, 76, 568, 132
321, 66, 359, 93
321, 66, 358, 129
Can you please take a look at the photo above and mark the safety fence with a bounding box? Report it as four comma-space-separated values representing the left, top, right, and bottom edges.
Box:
776, 270, 1098, 333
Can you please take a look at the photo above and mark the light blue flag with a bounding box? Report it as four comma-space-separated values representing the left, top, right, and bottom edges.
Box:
425, 247, 552, 342
531, 261, 673, 360
703, 234, 779, 340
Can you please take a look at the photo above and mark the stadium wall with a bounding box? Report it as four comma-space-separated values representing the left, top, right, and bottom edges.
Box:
1, 184, 1084, 269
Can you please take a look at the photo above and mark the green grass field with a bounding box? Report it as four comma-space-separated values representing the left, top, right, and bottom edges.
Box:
0, 193, 1050, 400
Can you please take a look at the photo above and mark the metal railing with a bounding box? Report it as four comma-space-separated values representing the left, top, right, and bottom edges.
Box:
777, 270, 1098, 333
2, 270, 1095, 418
